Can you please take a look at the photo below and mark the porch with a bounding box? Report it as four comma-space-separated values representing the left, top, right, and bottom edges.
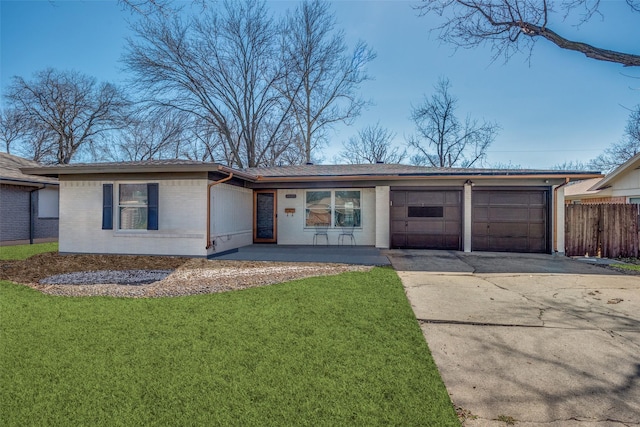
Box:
209, 244, 390, 266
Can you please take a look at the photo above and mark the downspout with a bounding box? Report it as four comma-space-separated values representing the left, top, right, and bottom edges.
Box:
205, 172, 233, 250
553, 178, 570, 253
28, 185, 45, 245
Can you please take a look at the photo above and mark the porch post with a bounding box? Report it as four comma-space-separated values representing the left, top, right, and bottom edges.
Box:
463, 182, 472, 253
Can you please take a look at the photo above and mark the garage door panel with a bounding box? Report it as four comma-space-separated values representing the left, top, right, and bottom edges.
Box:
407, 221, 444, 233
391, 233, 406, 247
473, 207, 489, 221
391, 192, 406, 206
528, 208, 545, 220
407, 191, 444, 205
391, 190, 461, 250
391, 207, 406, 220
488, 207, 529, 221
406, 234, 459, 250
486, 222, 530, 238
529, 223, 545, 238
444, 206, 461, 217
472, 189, 548, 253
472, 222, 489, 236
490, 237, 529, 252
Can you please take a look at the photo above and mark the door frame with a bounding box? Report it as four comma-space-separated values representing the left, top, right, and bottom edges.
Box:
253, 190, 277, 243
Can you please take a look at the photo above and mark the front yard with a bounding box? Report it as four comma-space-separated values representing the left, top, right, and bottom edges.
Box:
0, 245, 459, 426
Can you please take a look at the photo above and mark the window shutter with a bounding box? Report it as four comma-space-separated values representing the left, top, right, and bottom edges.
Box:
102, 184, 113, 230
147, 183, 159, 230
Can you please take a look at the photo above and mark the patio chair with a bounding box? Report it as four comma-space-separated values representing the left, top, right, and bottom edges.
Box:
313, 224, 329, 246
338, 225, 356, 246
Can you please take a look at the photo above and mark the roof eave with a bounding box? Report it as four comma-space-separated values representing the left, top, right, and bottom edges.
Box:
254, 172, 603, 182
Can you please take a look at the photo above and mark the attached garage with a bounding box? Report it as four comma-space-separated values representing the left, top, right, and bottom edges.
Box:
390, 189, 462, 250
472, 188, 549, 253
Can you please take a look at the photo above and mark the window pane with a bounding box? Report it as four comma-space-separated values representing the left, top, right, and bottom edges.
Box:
120, 184, 148, 204
408, 206, 444, 218
120, 207, 148, 229
335, 191, 360, 208
306, 191, 331, 226
335, 208, 361, 227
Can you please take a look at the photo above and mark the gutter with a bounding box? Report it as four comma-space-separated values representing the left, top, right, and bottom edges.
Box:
250, 173, 602, 183
205, 172, 234, 250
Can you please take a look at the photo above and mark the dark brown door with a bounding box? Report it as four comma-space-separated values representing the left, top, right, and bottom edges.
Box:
254, 190, 277, 243
472, 189, 548, 253
391, 190, 462, 250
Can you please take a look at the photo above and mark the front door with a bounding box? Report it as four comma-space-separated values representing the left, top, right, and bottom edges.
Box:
254, 190, 277, 243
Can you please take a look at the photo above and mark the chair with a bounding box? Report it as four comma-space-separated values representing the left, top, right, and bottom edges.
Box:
338, 225, 356, 246
313, 224, 329, 246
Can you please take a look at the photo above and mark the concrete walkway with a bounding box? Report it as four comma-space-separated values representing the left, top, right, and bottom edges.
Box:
386, 250, 640, 427
210, 244, 391, 266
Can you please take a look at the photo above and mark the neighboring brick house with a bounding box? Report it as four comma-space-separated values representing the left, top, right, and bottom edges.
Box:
565, 153, 640, 204
0, 153, 59, 244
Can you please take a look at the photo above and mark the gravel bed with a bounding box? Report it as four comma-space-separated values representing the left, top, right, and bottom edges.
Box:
30, 260, 372, 298
40, 270, 174, 286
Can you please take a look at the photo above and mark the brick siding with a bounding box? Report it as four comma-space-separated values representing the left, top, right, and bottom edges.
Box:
0, 184, 58, 241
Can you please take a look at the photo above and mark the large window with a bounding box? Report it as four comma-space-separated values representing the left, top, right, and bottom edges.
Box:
306, 190, 361, 227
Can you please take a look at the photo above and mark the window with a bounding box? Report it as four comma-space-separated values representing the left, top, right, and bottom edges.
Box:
119, 184, 148, 229
101, 183, 158, 230
408, 206, 443, 218
305, 190, 361, 227
38, 187, 59, 218
629, 197, 640, 204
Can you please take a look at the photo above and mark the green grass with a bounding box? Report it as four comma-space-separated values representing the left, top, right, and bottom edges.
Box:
614, 263, 640, 271
0, 242, 58, 260
0, 267, 459, 427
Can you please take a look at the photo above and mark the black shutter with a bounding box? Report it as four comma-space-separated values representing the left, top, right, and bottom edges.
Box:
102, 184, 113, 230
147, 183, 159, 230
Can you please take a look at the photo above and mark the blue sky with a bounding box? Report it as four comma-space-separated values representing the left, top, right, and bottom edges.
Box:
1, 0, 639, 169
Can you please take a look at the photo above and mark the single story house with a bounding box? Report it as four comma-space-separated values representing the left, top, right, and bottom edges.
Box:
0, 153, 59, 244
565, 152, 640, 204
23, 160, 600, 257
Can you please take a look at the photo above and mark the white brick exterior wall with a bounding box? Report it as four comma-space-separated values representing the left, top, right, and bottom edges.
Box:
59, 178, 208, 256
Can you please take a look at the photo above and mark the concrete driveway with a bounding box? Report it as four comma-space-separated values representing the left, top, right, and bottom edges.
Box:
385, 250, 640, 427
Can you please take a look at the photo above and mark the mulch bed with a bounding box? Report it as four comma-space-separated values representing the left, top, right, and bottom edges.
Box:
0, 253, 189, 285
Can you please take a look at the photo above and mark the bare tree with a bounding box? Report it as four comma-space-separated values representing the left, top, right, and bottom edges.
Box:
125, 0, 297, 168
281, 0, 376, 164
416, 0, 640, 67
104, 109, 188, 161
589, 105, 640, 172
0, 108, 27, 154
338, 123, 406, 164
408, 78, 499, 168
4, 68, 130, 164
549, 160, 590, 171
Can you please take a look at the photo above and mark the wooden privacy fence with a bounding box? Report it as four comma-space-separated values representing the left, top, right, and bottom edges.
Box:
565, 204, 639, 258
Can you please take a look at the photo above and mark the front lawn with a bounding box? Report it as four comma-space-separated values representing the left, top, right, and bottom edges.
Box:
0, 267, 459, 426
0, 242, 58, 260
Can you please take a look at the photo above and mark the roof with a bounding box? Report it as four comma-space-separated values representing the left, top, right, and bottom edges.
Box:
0, 153, 58, 186
564, 178, 605, 198
21, 159, 602, 183
592, 152, 640, 191
246, 163, 601, 180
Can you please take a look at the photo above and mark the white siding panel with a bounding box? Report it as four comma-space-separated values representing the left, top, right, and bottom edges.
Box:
210, 183, 253, 253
